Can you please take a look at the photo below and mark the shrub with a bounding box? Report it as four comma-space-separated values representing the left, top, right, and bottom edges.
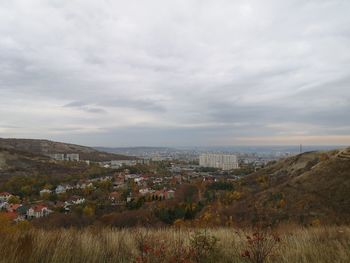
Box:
133, 230, 167, 263
189, 230, 220, 263
240, 227, 281, 263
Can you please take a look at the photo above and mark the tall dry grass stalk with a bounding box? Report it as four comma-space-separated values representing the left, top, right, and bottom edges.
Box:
0, 226, 349, 263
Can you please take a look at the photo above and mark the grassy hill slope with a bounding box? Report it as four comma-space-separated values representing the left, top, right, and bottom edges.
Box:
0, 148, 86, 184
224, 148, 350, 225
0, 138, 134, 162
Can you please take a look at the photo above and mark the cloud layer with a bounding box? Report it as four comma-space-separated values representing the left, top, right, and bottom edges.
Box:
0, 0, 350, 146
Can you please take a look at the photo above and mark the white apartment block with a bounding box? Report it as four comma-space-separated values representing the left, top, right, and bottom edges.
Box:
65, 153, 80, 161
199, 153, 239, 170
49, 153, 65, 161
49, 153, 79, 161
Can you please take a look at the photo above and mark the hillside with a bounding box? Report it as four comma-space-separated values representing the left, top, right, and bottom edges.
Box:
1, 142, 349, 228
222, 147, 350, 225
0, 147, 49, 171
0, 138, 134, 162
0, 147, 95, 188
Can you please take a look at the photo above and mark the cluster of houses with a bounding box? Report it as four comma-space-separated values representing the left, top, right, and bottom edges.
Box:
0, 169, 182, 222
0, 192, 52, 221
49, 183, 93, 195
138, 188, 175, 199
0, 151, 249, 225
111, 172, 177, 204
39, 176, 114, 197
98, 159, 150, 169
0, 190, 88, 221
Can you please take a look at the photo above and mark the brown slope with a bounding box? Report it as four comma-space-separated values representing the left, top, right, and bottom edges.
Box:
223, 148, 350, 225
0, 147, 90, 187
0, 138, 135, 162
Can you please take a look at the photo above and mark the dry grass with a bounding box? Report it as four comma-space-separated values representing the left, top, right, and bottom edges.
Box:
0, 226, 349, 263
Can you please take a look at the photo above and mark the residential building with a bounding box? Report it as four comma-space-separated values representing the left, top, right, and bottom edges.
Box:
76, 182, 94, 189
40, 189, 52, 196
27, 205, 52, 218
151, 189, 175, 200
49, 153, 65, 161
0, 201, 8, 210
153, 178, 163, 184
66, 153, 79, 161
139, 188, 150, 195
166, 190, 175, 199
55, 184, 72, 194
49, 153, 79, 161
7, 204, 21, 213
110, 160, 137, 169
0, 192, 12, 202
65, 196, 85, 207
199, 153, 239, 170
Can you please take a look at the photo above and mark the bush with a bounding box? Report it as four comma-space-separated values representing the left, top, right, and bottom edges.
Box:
240, 227, 281, 263
189, 230, 220, 263
133, 230, 167, 263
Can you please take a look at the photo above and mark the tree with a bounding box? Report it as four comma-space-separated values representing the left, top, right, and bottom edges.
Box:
43, 183, 53, 190
40, 192, 50, 200
83, 206, 95, 217
8, 195, 20, 204
20, 185, 33, 196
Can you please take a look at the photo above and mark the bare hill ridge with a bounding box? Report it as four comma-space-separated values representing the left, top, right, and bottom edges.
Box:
0, 147, 49, 171
225, 147, 350, 225
0, 147, 94, 188
0, 138, 134, 162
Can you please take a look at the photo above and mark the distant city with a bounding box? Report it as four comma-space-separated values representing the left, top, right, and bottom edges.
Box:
95, 145, 341, 166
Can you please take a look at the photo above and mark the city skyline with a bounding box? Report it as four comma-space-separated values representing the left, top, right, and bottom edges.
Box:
1, 0, 350, 147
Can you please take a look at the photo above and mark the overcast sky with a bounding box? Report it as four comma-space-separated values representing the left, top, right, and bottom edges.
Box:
0, 0, 349, 147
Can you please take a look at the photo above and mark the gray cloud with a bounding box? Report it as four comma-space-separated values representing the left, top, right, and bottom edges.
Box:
0, 0, 349, 146
63, 101, 106, 114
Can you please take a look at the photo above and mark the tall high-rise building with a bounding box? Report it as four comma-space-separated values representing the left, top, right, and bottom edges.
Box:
199, 153, 239, 170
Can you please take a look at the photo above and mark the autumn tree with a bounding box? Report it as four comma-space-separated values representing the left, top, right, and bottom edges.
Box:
8, 195, 20, 204
83, 205, 95, 217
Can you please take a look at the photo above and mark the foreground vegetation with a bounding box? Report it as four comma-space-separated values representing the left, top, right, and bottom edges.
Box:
1, 146, 349, 262
1, 224, 349, 263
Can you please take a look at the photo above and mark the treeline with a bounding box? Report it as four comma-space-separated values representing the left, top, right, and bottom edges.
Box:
0, 164, 111, 198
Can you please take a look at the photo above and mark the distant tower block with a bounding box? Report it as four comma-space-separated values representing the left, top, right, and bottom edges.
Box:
199, 153, 239, 170
300, 144, 303, 153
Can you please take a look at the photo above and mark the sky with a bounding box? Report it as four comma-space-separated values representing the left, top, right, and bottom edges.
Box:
0, 0, 350, 147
